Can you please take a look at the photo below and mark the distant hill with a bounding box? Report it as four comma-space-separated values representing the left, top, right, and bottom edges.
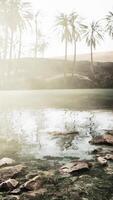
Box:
60, 51, 113, 62
0, 57, 113, 89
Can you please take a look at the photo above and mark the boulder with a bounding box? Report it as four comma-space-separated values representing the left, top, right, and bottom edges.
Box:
0, 179, 18, 191
103, 134, 113, 145
0, 158, 15, 167
97, 157, 107, 166
11, 188, 21, 195
90, 134, 113, 146
90, 135, 105, 145
105, 154, 113, 160
60, 161, 90, 174
0, 164, 26, 182
23, 175, 43, 191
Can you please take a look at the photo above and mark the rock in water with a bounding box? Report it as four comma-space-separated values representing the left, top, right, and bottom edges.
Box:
60, 161, 90, 174
0, 179, 18, 191
23, 175, 43, 191
90, 135, 105, 144
0, 164, 26, 181
0, 158, 15, 167
103, 134, 113, 145
97, 157, 107, 166
105, 154, 113, 160
90, 134, 113, 145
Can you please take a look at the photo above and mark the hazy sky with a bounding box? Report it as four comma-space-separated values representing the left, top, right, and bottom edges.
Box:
28, 0, 113, 57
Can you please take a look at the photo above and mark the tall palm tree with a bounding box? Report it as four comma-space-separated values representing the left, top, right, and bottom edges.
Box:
34, 11, 40, 58
37, 40, 48, 57
82, 21, 103, 74
105, 11, 113, 39
56, 13, 72, 61
69, 11, 81, 75
0, 0, 10, 59
17, 1, 33, 58
7, 0, 32, 59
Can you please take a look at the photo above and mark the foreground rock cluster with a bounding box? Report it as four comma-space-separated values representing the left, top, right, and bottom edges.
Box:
0, 133, 113, 199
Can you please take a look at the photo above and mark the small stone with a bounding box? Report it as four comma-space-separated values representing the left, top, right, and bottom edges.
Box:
105, 154, 113, 160
0, 179, 18, 191
11, 188, 21, 194
3, 195, 20, 200
23, 175, 43, 191
22, 188, 47, 199
60, 161, 90, 174
97, 157, 107, 166
0, 158, 15, 167
0, 164, 26, 181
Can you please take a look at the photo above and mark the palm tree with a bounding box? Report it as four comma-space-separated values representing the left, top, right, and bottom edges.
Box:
69, 12, 81, 75
17, 1, 33, 58
7, 0, 32, 59
34, 11, 40, 58
82, 21, 103, 74
56, 13, 72, 61
37, 40, 48, 57
105, 11, 113, 39
0, 0, 10, 59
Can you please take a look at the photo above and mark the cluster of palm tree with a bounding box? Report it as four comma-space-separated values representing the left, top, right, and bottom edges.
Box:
56, 11, 113, 74
0, 0, 33, 59
0, 0, 113, 75
0, 0, 48, 59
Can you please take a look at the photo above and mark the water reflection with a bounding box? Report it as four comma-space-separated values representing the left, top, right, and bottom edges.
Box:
0, 109, 113, 160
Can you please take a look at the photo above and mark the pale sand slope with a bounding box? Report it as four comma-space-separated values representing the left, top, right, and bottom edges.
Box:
61, 51, 113, 62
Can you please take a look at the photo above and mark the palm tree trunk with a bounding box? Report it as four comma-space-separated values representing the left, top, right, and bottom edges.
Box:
65, 38, 67, 61
9, 29, 14, 59
18, 28, 22, 59
4, 26, 8, 59
64, 38, 68, 78
74, 40, 76, 64
35, 16, 38, 58
90, 42, 94, 74
72, 40, 77, 76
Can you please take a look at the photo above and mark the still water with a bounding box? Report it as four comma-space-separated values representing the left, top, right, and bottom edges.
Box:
0, 89, 113, 160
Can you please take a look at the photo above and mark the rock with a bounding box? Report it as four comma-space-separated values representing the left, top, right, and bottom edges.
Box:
60, 161, 90, 174
0, 164, 26, 181
97, 157, 107, 166
0, 158, 15, 167
25, 170, 54, 180
23, 175, 43, 191
0, 179, 18, 191
91, 148, 102, 154
3, 195, 20, 200
90, 135, 105, 145
25, 173, 38, 180
90, 134, 113, 146
105, 154, 113, 160
38, 170, 54, 177
103, 134, 113, 145
22, 188, 47, 199
11, 188, 21, 195
48, 131, 79, 137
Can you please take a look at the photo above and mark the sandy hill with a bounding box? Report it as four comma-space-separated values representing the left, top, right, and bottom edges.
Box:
66, 51, 113, 62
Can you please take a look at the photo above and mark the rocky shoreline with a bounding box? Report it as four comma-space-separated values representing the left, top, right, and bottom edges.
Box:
0, 133, 113, 199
